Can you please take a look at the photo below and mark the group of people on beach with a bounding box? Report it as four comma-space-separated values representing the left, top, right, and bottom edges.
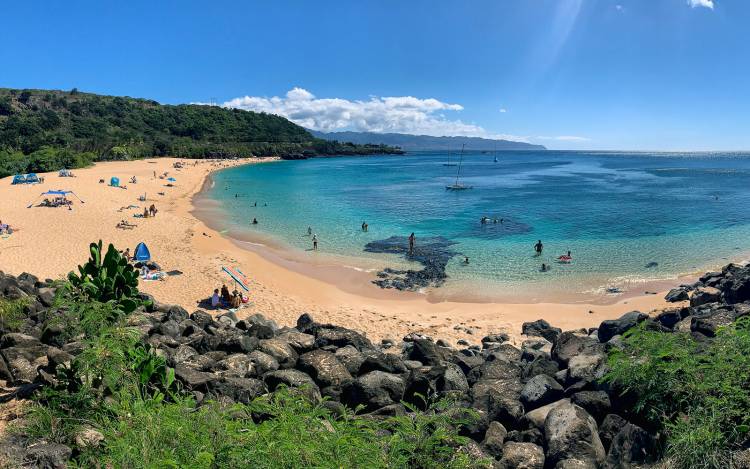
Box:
143, 204, 158, 218
211, 284, 243, 309
0, 220, 13, 235
535, 239, 573, 272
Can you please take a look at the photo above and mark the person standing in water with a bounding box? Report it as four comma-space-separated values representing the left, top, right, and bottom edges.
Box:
307, 226, 312, 236
408, 232, 415, 254
312, 234, 318, 250
534, 240, 543, 256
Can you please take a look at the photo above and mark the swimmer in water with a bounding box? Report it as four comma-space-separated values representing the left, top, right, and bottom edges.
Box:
252, 218, 258, 224
534, 240, 543, 256
463, 256, 470, 265
307, 226, 312, 236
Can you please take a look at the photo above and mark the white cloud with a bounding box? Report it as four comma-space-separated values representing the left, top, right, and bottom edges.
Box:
499, 108, 507, 113
536, 135, 591, 142
688, 0, 714, 9
615, 4, 623, 11
220, 87, 520, 139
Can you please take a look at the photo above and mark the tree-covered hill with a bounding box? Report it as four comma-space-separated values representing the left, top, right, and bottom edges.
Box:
0, 88, 400, 177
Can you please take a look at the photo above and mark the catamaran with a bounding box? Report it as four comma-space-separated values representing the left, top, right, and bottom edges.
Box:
446, 144, 473, 190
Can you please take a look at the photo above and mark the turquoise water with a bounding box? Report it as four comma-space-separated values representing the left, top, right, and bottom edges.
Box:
203, 151, 750, 300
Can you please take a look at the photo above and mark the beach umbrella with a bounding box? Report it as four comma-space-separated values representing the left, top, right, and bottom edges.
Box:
222, 266, 249, 292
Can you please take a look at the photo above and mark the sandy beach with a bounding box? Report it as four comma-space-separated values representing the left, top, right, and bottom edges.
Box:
0, 158, 683, 345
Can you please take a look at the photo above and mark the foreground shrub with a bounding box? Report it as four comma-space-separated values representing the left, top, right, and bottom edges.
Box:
605, 317, 750, 468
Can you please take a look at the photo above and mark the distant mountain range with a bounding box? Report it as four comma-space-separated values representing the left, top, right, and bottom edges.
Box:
309, 130, 546, 151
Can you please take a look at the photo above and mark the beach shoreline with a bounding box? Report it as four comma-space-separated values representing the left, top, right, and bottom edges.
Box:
0, 156, 717, 344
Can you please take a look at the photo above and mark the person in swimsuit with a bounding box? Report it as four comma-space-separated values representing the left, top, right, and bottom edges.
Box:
534, 240, 543, 255
408, 232, 415, 254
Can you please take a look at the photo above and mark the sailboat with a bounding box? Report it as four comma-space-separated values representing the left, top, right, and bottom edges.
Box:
493, 144, 498, 163
443, 146, 457, 166
446, 144, 473, 190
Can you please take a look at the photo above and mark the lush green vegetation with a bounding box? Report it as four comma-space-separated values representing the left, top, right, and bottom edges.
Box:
15, 241, 484, 468
605, 318, 750, 469
0, 297, 28, 333
0, 88, 400, 178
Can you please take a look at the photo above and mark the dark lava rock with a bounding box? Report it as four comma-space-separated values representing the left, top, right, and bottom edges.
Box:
24, 442, 73, 468
605, 422, 657, 467
551, 332, 602, 368
656, 308, 685, 329
208, 377, 266, 404
297, 350, 352, 387
597, 311, 648, 343
190, 310, 214, 329
665, 287, 689, 303
258, 338, 298, 369
520, 374, 564, 410
342, 371, 405, 412
406, 338, 449, 366
365, 236, 459, 291
334, 345, 366, 375
571, 391, 611, 423
522, 319, 562, 343
599, 414, 628, 451
495, 442, 545, 469
690, 287, 722, 307
403, 363, 469, 408
313, 326, 373, 351
480, 421, 507, 459
174, 364, 216, 391
544, 402, 605, 468
263, 369, 319, 394
471, 378, 525, 428
247, 350, 279, 374
359, 352, 408, 375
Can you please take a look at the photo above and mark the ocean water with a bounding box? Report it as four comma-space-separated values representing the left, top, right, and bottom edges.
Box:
202, 151, 750, 301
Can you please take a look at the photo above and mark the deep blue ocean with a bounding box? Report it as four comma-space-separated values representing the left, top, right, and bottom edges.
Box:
203, 151, 750, 300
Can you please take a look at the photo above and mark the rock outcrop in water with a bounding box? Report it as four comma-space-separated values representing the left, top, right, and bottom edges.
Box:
364, 236, 459, 290
2, 263, 750, 467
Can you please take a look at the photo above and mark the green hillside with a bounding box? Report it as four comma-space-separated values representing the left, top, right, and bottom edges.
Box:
0, 88, 399, 177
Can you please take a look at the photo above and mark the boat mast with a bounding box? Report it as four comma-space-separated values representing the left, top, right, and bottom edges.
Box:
455, 144, 465, 186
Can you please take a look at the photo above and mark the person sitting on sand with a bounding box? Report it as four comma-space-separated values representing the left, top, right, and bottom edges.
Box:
211, 289, 220, 308
231, 291, 242, 308
221, 284, 231, 303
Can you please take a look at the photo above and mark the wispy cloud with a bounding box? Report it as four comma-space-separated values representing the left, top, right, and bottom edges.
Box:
220, 88, 526, 140
499, 108, 507, 113
536, 135, 591, 142
615, 4, 623, 11
688, 0, 714, 9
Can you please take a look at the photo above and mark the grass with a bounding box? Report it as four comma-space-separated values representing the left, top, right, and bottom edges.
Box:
605, 316, 750, 469
0, 298, 28, 333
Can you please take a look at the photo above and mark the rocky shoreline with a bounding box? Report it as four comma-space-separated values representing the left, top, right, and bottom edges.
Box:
2, 261, 750, 468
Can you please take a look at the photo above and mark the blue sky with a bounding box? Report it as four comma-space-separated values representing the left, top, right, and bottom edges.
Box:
0, 0, 746, 150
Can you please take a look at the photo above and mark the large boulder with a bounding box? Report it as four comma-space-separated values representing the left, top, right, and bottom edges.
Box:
471, 378, 525, 428
174, 364, 216, 391
480, 421, 507, 459
313, 326, 373, 351
520, 398, 570, 430
571, 391, 611, 423
690, 286, 722, 307
544, 402, 606, 468
334, 345, 365, 375
258, 338, 299, 369
247, 350, 279, 374
551, 332, 602, 368
208, 377, 266, 404
598, 414, 628, 451
520, 374, 564, 410
297, 350, 352, 387
403, 363, 469, 408
597, 311, 647, 343
495, 442, 545, 469
24, 443, 73, 468
605, 422, 656, 467
406, 338, 449, 366
216, 353, 255, 377
263, 369, 320, 400
359, 352, 408, 375
522, 319, 562, 343
566, 351, 608, 386
342, 371, 405, 412
664, 287, 689, 303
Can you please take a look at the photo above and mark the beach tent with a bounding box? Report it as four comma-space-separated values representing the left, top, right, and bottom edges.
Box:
167, 177, 176, 182
27, 190, 85, 208
110, 177, 120, 187
59, 169, 72, 177
11, 175, 26, 185
134, 242, 151, 262
25, 173, 39, 184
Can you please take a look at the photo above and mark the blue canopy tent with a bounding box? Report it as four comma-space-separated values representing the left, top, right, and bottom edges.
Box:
167, 177, 176, 182
134, 242, 151, 262
11, 175, 26, 185
110, 177, 120, 187
26, 173, 39, 184
27, 190, 85, 208
11, 173, 41, 185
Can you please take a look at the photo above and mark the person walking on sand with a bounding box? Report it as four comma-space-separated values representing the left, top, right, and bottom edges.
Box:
408, 232, 415, 254
312, 234, 318, 251
534, 239, 543, 256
